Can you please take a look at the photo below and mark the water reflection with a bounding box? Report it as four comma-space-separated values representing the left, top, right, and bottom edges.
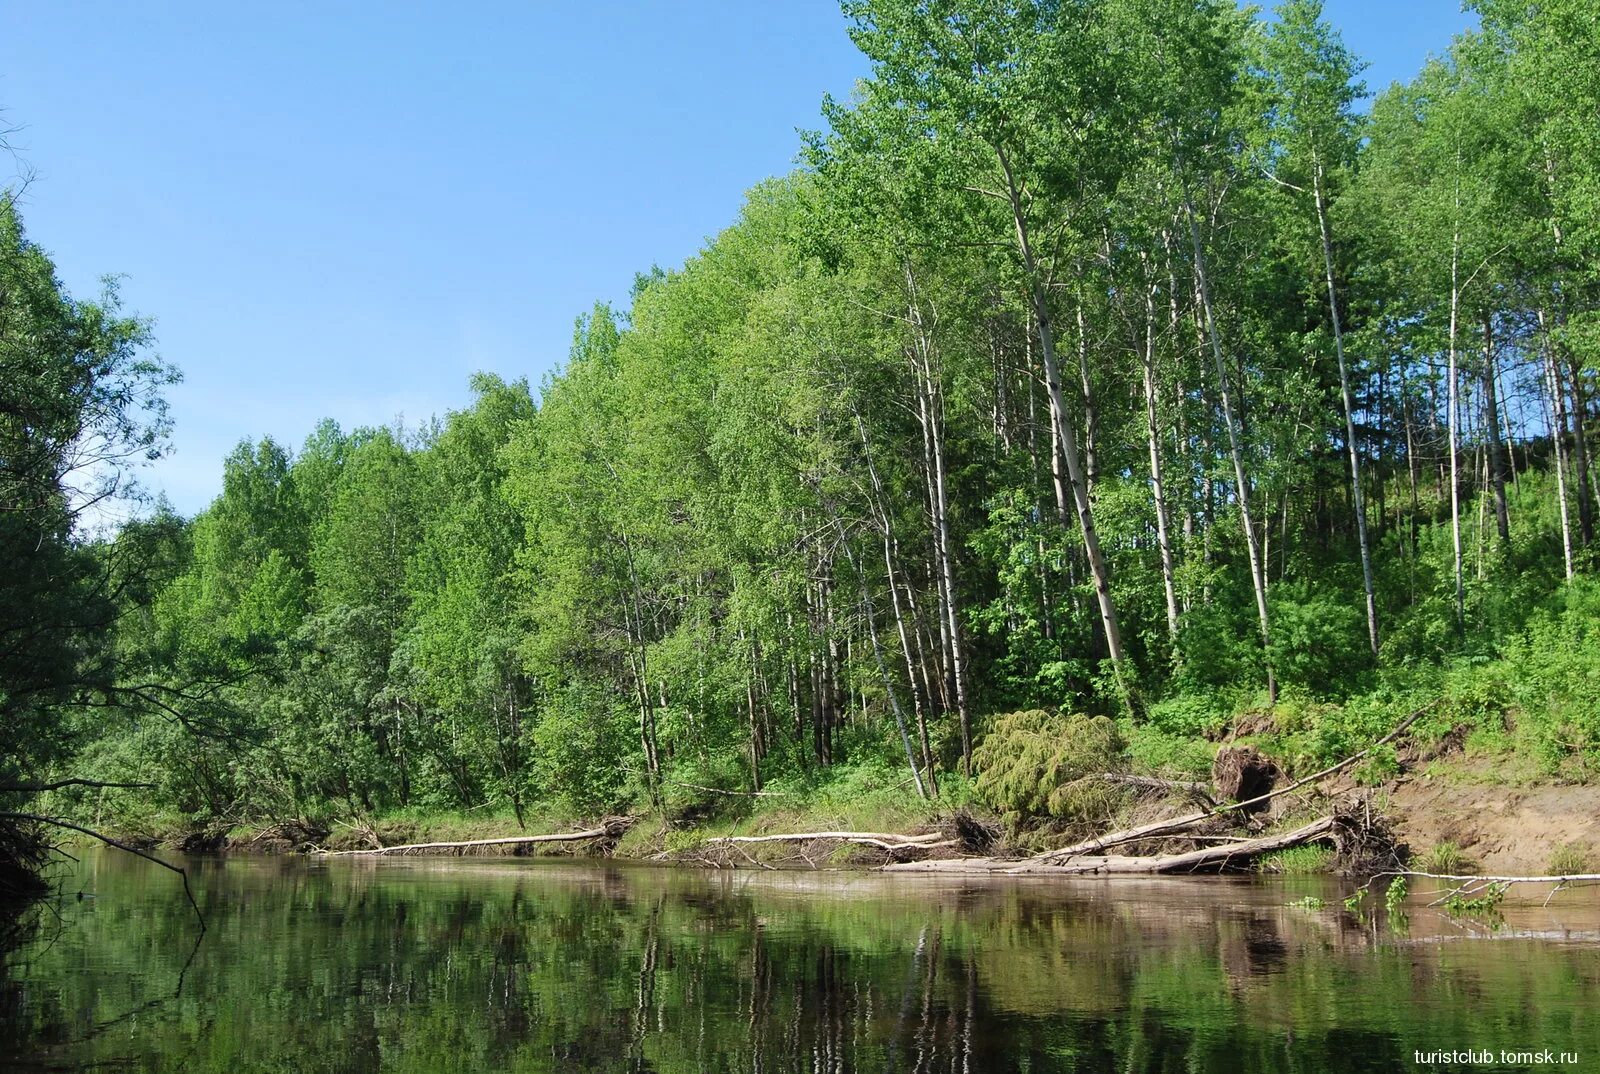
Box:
2, 852, 1597, 1072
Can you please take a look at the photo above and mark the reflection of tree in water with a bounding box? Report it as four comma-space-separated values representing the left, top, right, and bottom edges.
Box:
3, 856, 1599, 1072
1218, 908, 1291, 983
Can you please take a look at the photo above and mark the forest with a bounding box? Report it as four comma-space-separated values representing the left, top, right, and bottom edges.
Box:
3, 0, 1598, 860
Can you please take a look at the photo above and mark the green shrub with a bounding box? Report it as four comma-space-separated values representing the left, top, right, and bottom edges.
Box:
1144, 693, 1230, 738
1173, 601, 1261, 689
972, 710, 1126, 829
530, 680, 632, 814
1126, 725, 1214, 779
1547, 843, 1590, 877
1416, 842, 1467, 874
1353, 743, 1400, 786
1500, 579, 1600, 774
1267, 581, 1373, 697
1257, 845, 1334, 874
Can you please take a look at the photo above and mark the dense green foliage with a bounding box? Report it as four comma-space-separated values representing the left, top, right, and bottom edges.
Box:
971, 711, 1126, 832
0, 197, 180, 815
6, 0, 1600, 834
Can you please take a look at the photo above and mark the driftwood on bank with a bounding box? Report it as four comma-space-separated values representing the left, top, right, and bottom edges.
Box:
680, 708, 1425, 876
886, 815, 1337, 875
703, 830, 946, 846
321, 816, 633, 857
1031, 701, 1432, 864
699, 831, 955, 856
689, 814, 1002, 865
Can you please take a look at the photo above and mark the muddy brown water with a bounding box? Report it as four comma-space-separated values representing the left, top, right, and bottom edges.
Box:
2, 850, 1598, 1072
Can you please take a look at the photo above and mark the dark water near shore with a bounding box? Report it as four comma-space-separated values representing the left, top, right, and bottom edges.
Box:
2, 851, 1599, 1073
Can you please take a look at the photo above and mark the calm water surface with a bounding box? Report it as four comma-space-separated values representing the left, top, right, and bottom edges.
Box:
2, 850, 1598, 1072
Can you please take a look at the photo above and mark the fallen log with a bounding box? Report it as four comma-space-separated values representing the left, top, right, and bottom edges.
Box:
322, 818, 631, 857
701, 831, 946, 849
1367, 869, 1600, 908
886, 816, 1336, 875
696, 829, 954, 864
665, 779, 790, 798
1032, 701, 1433, 864
1089, 773, 1214, 803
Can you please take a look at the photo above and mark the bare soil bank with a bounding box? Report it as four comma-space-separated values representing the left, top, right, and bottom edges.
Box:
1387, 761, 1600, 875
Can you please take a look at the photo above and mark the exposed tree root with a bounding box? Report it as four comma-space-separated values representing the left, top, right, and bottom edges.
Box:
0, 815, 52, 903
1210, 746, 1279, 811
1032, 702, 1432, 863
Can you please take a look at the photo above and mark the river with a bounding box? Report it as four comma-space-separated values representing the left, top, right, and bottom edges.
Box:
2, 849, 1597, 1072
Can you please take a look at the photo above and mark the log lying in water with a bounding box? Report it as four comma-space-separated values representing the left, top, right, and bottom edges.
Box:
323, 817, 632, 857
1370, 869, 1600, 908
884, 816, 1336, 875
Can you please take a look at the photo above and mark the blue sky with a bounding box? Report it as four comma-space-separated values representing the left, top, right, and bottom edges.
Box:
3, 1, 1475, 516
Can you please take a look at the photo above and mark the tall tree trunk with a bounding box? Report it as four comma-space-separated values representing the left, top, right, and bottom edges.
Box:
995, 145, 1135, 712
1184, 188, 1277, 703
819, 503, 926, 799
1541, 309, 1576, 581
745, 635, 764, 792
1025, 329, 1057, 639
1075, 296, 1099, 493
822, 571, 843, 763
1476, 443, 1489, 581
1568, 356, 1596, 546
855, 409, 938, 793
1448, 219, 1465, 630
1480, 311, 1511, 547
1401, 367, 1421, 599
902, 274, 973, 774
619, 533, 661, 805
1543, 146, 1595, 546
1140, 263, 1181, 645
1314, 162, 1378, 655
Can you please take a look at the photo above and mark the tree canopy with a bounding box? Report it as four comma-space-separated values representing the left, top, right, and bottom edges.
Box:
6, 0, 1600, 839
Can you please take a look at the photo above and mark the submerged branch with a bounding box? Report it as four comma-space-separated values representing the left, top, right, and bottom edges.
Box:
1, 812, 205, 931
